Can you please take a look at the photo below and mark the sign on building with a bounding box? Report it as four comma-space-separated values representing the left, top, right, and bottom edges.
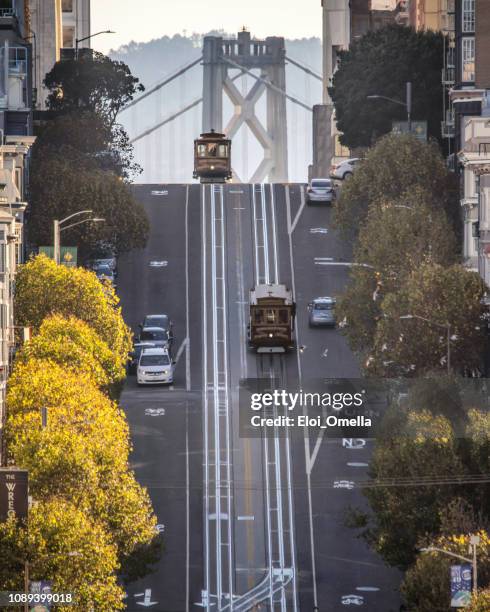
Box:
392, 120, 428, 141
0, 468, 28, 521
39, 246, 77, 267
450, 564, 472, 607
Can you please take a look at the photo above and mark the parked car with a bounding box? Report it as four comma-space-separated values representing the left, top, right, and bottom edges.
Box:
330, 158, 360, 180
128, 341, 156, 374
306, 178, 336, 204
140, 314, 173, 344
138, 326, 171, 349
95, 265, 116, 286
308, 297, 336, 327
92, 258, 117, 274
137, 347, 174, 385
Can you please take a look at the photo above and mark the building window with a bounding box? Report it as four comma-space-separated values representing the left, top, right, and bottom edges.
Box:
0, 1, 15, 18
462, 0, 475, 33
63, 27, 75, 48
62, 0, 73, 12
462, 37, 475, 82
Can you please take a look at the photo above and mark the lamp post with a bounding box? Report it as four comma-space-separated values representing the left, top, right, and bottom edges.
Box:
75, 30, 115, 58
400, 314, 451, 375
53, 211, 105, 265
367, 81, 412, 133
420, 535, 480, 595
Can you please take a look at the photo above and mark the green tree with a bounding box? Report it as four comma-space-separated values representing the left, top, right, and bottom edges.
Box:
5, 360, 159, 578
366, 264, 487, 377
27, 158, 148, 256
44, 52, 144, 126
329, 24, 444, 149
336, 192, 458, 354
32, 111, 140, 180
0, 501, 125, 612
364, 409, 465, 568
333, 134, 457, 237
17, 314, 123, 388
14, 255, 132, 369
468, 590, 490, 611
401, 531, 490, 611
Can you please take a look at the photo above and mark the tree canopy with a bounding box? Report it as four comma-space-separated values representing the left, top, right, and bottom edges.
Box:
27, 157, 149, 256
14, 255, 132, 370
329, 24, 444, 149
333, 133, 458, 237
44, 51, 144, 126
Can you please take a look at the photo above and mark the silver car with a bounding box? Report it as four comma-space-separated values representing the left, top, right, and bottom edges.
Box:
306, 178, 336, 204
308, 297, 336, 327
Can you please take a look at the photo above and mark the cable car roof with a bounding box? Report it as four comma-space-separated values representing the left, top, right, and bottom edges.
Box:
250, 283, 294, 305
196, 131, 229, 141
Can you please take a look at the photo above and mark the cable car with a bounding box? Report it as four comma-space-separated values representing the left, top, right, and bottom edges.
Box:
248, 284, 296, 353
193, 130, 232, 183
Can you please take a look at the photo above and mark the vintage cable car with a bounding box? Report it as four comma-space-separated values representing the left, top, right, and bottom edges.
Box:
248, 284, 296, 353
193, 130, 232, 183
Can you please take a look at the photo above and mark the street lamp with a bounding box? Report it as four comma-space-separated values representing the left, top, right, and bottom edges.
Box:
53, 211, 105, 265
75, 30, 115, 57
399, 314, 451, 375
420, 534, 480, 595
367, 81, 412, 133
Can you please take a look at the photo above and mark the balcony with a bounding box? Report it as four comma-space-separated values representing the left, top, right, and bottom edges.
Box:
0, 0, 15, 18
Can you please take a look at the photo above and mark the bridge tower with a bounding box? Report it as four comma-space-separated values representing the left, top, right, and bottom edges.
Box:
202, 30, 288, 183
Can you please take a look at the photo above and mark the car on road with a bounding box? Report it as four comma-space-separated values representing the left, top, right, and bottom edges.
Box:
308, 297, 336, 327
306, 178, 336, 204
128, 341, 156, 374
140, 314, 173, 344
92, 257, 117, 274
138, 326, 171, 349
95, 265, 116, 286
137, 347, 174, 385
330, 158, 360, 181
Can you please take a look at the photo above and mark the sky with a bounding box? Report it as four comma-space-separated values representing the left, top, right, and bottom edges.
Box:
90, 0, 322, 53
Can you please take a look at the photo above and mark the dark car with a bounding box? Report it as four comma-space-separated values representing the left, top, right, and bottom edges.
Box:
140, 314, 173, 344
138, 326, 171, 349
308, 297, 336, 327
129, 341, 156, 373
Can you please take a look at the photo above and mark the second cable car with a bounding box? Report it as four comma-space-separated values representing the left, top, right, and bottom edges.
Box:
193, 130, 232, 183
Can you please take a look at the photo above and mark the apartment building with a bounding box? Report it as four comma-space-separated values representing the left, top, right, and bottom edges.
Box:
0, 0, 34, 461
409, 0, 452, 31
451, 1, 490, 284
27, 0, 90, 109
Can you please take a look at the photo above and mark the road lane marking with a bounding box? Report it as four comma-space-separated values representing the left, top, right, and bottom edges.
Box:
174, 337, 188, 365
144, 408, 166, 416
237, 515, 255, 521
343, 438, 366, 449
310, 227, 328, 234
347, 462, 369, 467
322, 348, 329, 358
356, 587, 380, 592
290, 184, 306, 234
185, 185, 191, 393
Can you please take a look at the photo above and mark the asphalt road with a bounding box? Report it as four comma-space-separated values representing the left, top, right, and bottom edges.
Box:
117, 183, 402, 611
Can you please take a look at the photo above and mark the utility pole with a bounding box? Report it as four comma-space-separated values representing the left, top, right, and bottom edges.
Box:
53, 219, 60, 265
406, 81, 412, 134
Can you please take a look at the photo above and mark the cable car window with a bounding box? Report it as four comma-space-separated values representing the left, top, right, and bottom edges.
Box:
278, 309, 289, 324
206, 143, 218, 156
266, 309, 276, 324
253, 309, 263, 324
197, 144, 207, 157
217, 144, 228, 157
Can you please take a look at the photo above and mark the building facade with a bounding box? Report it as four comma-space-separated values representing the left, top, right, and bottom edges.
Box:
27, 0, 90, 109
451, 1, 490, 284
0, 0, 35, 462
409, 0, 452, 31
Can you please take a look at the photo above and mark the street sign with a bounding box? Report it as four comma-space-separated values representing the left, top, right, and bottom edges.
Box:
39, 246, 77, 267
0, 469, 28, 521
392, 120, 428, 141
450, 564, 472, 607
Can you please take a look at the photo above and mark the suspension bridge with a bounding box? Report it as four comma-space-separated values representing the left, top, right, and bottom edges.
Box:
118, 30, 322, 184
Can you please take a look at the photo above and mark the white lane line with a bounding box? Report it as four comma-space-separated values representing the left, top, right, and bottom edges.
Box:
290, 185, 306, 234
347, 462, 369, 467
252, 185, 260, 284
174, 337, 188, 365
270, 183, 279, 284
237, 515, 255, 521
185, 185, 191, 392
201, 185, 211, 608
261, 184, 270, 283
310, 227, 328, 234
356, 587, 380, 592
185, 404, 190, 612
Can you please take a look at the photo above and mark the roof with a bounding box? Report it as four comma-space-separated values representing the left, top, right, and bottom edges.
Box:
141, 347, 169, 356
250, 283, 293, 305
141, 326, 167, 332
313, 296, 336, 303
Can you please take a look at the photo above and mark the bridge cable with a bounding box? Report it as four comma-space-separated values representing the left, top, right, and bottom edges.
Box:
120, 56, 202, 113
222, 56, 313, 112
284, 56, 322, 81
